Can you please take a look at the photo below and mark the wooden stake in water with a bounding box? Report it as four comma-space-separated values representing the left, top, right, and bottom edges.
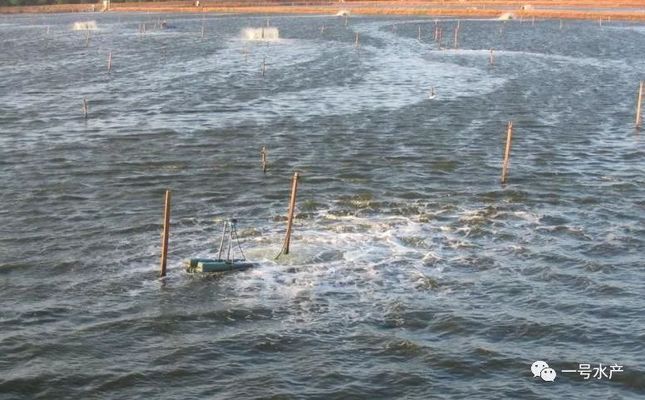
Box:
345, 15, 348, 27
501, 121, 513, 184
321, 24, 325, 34
453, 24, 459, 49
489, 48, 494, 65
260, 146, 268, 173
201, 24, 205, 40
261, 57, 266, 77
355, 32, 359, 48
159, 190, 171, 278
281, 172, 300, 255
636, 81, 644, 129
82, 98, 88, 119
107, 51, 112, 74
418, 25, 421, 41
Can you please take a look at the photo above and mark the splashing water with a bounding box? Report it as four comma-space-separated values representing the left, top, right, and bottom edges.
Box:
71, 21, 97, 31
242, 27, 279, 41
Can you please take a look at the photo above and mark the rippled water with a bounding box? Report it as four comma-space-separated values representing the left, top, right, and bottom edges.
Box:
1, 12, 644, 399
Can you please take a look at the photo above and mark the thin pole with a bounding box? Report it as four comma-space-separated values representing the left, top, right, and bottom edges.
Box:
489, 48, 494, 65
217, 221, 228, 259
262, 57, 266, 77
107, 51, 112, 74
82, 98, 88, 119
636, 81, 644, 129
260, 146, 268, 173
501, 122, 513, 184
355, 32, 359, 48
453, 23, 459, 49
282, 172, 300, 255
418, 25, 421, 41
160, 190, 171, 277
226, 223, 233, 261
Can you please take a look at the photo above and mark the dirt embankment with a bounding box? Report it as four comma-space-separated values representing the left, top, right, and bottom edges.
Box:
1, 1, 645, 21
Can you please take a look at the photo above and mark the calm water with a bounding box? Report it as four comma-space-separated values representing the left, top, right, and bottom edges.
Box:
0, 12, 644, 399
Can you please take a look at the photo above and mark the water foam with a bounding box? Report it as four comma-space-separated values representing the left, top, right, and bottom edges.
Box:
72, 21, 97, 31
241, 27, 279, 41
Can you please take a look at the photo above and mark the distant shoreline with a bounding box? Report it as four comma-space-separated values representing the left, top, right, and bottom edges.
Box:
2, 1, 645, 21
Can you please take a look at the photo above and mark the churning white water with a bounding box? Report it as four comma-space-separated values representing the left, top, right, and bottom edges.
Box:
242, 27, 279, 41
72, 20, 97, 31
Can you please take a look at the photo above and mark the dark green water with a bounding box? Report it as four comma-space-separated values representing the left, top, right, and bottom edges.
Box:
0, 12, 644, 399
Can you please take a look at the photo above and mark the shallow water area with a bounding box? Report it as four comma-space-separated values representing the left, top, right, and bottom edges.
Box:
0, 12, 644, 399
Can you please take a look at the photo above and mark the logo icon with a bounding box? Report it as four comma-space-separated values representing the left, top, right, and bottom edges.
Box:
531, 361, 556, 382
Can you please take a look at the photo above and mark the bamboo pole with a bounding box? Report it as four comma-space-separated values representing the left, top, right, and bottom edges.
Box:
260, 146, 268, 173
636, 81, 644, 129
82, 98, 88, 119
107, 51, 112, 74
501, 121, 513, 184
453, 22, 459, 49
160, 190, 171, 277
282, 172, 300, 255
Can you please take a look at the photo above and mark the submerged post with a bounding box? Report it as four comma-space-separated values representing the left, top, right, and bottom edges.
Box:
355, 32, 359, 48
282, 172, 300, 255
262, 57, 266, 77
501, 121, 513, 184
82, 98, 88, 119
160, 190, 171, 277
636, 81, 644, 129
107, 51, 112, 74
418, 25, 421, 41
489, 48, 494, 65
260, 146, 268, 173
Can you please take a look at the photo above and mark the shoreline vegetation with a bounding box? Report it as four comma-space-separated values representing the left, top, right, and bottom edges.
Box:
1, 1, 645, 21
